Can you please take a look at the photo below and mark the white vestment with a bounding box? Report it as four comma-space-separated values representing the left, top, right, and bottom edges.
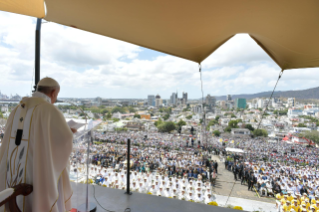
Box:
0, 94, 73, 212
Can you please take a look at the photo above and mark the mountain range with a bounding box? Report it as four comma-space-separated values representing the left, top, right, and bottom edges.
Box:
215, 86, 319, 100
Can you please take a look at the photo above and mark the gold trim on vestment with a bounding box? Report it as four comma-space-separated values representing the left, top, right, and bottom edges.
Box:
50, 170, 64, 212
23, 105, 39, 212
4, 107, 18, 212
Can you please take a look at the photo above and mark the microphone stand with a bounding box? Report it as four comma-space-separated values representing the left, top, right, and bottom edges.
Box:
56, 100, 97, 212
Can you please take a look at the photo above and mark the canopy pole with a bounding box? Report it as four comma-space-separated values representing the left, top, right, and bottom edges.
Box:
34, 18, 42, 92
125, 139, 132, 195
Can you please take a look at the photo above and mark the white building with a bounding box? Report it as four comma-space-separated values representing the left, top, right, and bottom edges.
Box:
257, 99, 264, 108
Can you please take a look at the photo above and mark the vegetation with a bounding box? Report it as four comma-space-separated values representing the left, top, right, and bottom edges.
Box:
163, 113, 170, 120
213, 130, 221, 137
176, 119, 187, 127
186, 115, 192, 120
157, 121, 176, 133
154, 118, 163, 127
230, 114, 236, 118
297, 123, 307, 127
206, 119, 218, 130
0, 112, 3, 119
244, 124, 255, 131
111, 106, 126, 114
134, 114, 141, 119
114, 127, 128, 132
253, 129, 268, 137
228, 120, 238, 128
273, 109, 288, 116
224, 126, 232, 133
299, 130, 319, 144
215, 116, 220, 121
112, 118, 120, 122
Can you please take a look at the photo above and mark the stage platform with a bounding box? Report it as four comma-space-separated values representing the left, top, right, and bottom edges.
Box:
70, 182, 236, 212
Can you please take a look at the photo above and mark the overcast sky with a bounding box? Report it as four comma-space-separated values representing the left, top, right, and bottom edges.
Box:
0, 11, 318, 99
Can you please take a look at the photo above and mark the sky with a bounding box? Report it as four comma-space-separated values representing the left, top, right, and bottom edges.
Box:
0, 11, 318, 99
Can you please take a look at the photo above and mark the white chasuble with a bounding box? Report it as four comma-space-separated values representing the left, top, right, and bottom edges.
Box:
0, 95, 73, 212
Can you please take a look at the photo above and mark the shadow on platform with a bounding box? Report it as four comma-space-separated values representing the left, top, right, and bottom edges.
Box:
71, 182, 237, 212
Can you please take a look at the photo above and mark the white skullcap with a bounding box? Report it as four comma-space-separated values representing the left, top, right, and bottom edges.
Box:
38, 77, 60, 87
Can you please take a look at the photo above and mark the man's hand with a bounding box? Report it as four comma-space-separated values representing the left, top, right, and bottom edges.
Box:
71, 128, 77, 134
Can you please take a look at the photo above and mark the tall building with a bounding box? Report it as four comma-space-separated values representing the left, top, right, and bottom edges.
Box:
257, 99, 264, 108
287, 98, 295, 107
182, 92, 188, 104
236, 98, 247, 109
227, 94, 232, 101
206, 94, 216, 112
147, 95, 155, 106
170, 92, 176, 105
155, 94, 162, 107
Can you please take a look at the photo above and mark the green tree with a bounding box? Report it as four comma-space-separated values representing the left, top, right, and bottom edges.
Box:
128, 106, 136, 113
215, 116, 220, 121
213, 130, 221, 137
253, 129, 268, 137
112, 118, 120, 122
163, 113, 170, 120
134, 114, 141, 119
0, 112, 3, 119
244, 124, 255, 131
154, 118, 163, 127
230, 114, 236, 118
300, 131, 319, 144
158, 121, 176, 133
228, 120, 238, 128
224, 126, 232, 133
106, 112, 112, 119
206, 119, 218, 130
112, 107, 126, 114
176, 119, 187, 127
297, 123, 307, 127
186, 115, 192, 120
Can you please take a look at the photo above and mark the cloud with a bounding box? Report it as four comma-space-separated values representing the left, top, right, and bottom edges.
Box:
0, 12, 318, 99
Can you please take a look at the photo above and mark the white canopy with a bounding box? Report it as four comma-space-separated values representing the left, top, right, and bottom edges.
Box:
225, 148, 244, 153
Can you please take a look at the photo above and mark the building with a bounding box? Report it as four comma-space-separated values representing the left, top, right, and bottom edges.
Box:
155, 94, 162, 107
182, 92, 188, 105
287, 98, 295, 107
235, 98, 246, 109
170, 93, 176, 105
206, 94, 216, 112
147, 95, 155, 106
257, 99, 264, 108
287, 108, 303, 118
193, 104, 203, 114
227, 94, 232, 101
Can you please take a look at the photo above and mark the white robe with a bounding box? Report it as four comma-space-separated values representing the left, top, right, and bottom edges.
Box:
0, 95, 73, 212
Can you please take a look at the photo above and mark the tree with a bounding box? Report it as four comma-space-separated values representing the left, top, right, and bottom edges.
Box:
0, 112, 3, 119
106, 112, 112, 119
228, 120, 238, 128
297, 123, 307, 127
213, 130, 221, 137
215, 116, 220, 121
224, 126, 232, 133
158, 121, 176, 133
134, 114, 141, 119
230, 114, 236, 118
207, 119, 218, 130
245, 124, 255, 131
154, 118, 163, 127
128, 106, 136, 113
112, 107, 126, 114
163, 113, 170, 120
176, 119, 187, 127
186, 115, 192, 120
300, 131, 319, 144
253, 129, 268, 137
112, 118, 120, 123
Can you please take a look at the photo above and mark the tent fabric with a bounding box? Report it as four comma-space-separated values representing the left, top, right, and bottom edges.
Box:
0, 0, 44, 18
225, 148, 244, 153
1, 0, 319, 69
43, 0, 319, 69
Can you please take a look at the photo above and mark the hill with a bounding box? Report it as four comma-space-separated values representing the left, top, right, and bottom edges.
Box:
215, 86, 319, 100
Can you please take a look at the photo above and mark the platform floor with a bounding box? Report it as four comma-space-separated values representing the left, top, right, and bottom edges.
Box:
70, 182, 236, 212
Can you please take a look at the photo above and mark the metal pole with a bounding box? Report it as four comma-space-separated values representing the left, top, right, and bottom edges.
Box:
125, 139, 132, 195
34, 18, 42, 91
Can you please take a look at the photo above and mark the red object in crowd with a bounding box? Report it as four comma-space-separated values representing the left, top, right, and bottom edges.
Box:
70, 209, 77, 212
